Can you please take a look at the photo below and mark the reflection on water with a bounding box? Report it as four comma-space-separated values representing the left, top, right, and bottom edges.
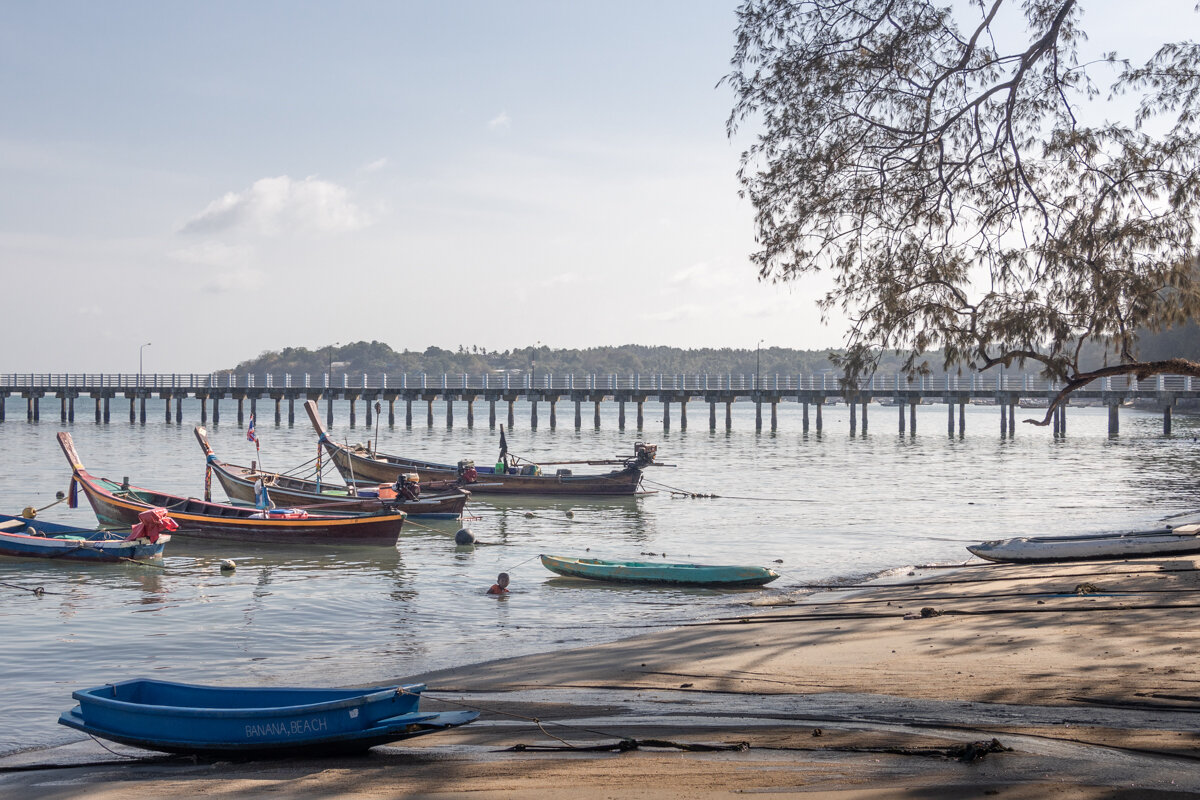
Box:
2, 398, 1199, 753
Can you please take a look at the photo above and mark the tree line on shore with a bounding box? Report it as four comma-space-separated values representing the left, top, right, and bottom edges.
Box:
228, 326, 1200, 380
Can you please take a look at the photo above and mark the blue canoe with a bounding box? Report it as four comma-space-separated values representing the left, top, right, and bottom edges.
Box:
58, 678, 477, 756
540, 554, 780, 587
0, 514, 168, 563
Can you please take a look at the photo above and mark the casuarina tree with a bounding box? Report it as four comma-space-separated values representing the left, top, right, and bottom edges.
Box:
726, 0, 1200, 422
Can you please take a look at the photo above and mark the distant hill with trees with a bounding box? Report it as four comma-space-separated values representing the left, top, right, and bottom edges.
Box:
227, 327, 1200, 382
229, 342, 845, 380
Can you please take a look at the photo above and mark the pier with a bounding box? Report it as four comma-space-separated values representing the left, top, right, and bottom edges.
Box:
1, 372, 1195, 436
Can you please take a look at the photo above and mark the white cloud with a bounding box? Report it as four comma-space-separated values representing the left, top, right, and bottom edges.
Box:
361, 157, 390, 172
669, 262, 740, 290
168, 241, 252, 268
541, 272, 581, 287
643, 303, 706, 322
180, 176, 369, 236
487, 112, 512, 131
202, 268, 268, 294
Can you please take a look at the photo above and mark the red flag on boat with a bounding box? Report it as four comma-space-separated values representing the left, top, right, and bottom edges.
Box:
247, 415, 258, 444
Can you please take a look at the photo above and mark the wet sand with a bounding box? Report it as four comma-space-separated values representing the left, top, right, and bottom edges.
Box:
4, 556, 1200, 798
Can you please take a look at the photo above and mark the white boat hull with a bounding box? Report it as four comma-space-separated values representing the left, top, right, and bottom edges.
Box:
968, 525, 1200, 563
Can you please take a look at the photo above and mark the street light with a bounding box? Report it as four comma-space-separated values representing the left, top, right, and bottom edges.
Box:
531, 340, 541, 389
756, 339, 764, 394
327, 342, 340, 387
139, 342, 152, 388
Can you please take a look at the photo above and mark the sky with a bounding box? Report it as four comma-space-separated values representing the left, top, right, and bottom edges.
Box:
0, 1, 1189, 373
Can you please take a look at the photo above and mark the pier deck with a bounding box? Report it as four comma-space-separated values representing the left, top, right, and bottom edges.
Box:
1, 372, 1194, 435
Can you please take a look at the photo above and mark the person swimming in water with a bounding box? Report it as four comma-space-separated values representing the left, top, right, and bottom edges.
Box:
487, 572, 510, 595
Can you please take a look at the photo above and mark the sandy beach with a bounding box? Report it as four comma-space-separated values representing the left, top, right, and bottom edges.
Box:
5, 555, 1200, 798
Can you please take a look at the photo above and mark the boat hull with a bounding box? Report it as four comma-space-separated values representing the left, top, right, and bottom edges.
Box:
59, 433, 405, 546
209, 458, 469, 519
325, 442, 644, 496
0, 515, 167, 563
58, 678, 477, 756
967, 527, 1200, 563
540, 554, 780, 587
305, 400, 648, 496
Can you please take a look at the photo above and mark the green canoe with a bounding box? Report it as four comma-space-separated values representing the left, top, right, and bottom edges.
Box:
540, 554, 779, 587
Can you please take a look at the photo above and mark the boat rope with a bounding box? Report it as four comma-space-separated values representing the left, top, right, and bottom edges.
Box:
699, 599, 1200, 626
786, 564, 1200, 591
503, 553, 545, 573
0, 581, 55, 595
400, 687, 708, 751
277, 454, 320, 478
495, 509, 608, 526
501, 738, 751, 753
20, 492, 68, 518
86, 733, 147, 760
119, 556, 167, 569
756, 585, 1200, 610
641, 478, 812, 502
400, 517, 458, 533
0, 753, 184, 773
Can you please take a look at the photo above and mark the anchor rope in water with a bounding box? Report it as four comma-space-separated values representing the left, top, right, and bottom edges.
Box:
501, 553, 545, 573
0, 581, 55, 595
641, 478, 811, 503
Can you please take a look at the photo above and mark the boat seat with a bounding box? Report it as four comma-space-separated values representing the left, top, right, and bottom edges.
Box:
0, 519, 26, 531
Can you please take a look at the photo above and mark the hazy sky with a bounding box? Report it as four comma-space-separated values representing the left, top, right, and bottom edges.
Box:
0, 1, 1188, 373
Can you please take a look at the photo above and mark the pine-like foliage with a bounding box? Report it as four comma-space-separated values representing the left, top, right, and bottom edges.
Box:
726, 0, 1200, 421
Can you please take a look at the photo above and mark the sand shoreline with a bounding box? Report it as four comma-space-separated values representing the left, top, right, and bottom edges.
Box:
5, 556, 1200, 798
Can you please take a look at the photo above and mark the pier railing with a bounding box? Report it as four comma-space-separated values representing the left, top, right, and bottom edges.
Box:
0, 372, 1194, 394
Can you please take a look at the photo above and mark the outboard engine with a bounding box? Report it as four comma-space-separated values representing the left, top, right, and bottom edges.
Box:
457, 460, 478, 484
633, 442, 658, 466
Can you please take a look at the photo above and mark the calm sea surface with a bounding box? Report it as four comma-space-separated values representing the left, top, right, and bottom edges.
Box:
2, 397, 1198, 754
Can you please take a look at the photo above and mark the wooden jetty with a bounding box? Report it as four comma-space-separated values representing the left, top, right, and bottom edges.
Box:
1, 371, 1196, 437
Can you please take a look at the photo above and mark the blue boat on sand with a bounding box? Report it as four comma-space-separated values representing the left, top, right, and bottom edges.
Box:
0, 514, 169, 563
58, 678, 477, 757
540, 554, 780, 587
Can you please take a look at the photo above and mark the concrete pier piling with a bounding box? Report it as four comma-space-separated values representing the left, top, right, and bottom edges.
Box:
3, 372, 1195, 438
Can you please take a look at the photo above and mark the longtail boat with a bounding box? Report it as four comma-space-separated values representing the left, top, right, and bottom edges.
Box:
304, 400, 656, 496
0, 512, 171, 563
540, 554, 780, 587
59, 678, 477, 756
58, 432, 406, 546
194, 426, 469, 519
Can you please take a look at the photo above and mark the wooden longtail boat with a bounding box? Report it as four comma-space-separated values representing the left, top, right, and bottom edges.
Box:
304, 400, 656, 496
967, 525, 1200, 563
58, 433, 406, 546
194, 427, 469, 519
59, 678, 477, 756
0, 513, 170, 563
539, 554, 781, 587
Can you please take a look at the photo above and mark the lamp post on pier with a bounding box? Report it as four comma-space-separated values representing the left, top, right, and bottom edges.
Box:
756, 339, 764, 394
326, 342, 340, 426
755, 338, 764, 431
139, 342, 151, 388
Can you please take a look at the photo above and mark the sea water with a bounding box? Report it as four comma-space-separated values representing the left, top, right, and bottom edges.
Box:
1, 397, 1197, 754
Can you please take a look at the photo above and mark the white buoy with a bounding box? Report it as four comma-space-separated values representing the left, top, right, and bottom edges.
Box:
220, 559, 237, 572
